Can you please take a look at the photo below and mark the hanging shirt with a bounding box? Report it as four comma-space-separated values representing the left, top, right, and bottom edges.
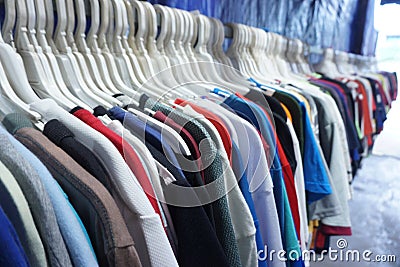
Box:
106, 120, 178, 253
142, 140, 231, 267
0, 205, 30, 267
42, 119, 113, 191
231, 142, 267, 267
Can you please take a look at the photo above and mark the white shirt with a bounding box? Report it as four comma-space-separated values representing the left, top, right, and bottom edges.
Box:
287, 120, 309, 253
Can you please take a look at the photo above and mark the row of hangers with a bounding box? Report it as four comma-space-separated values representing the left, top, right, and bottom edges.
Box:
0, 0, 379, 128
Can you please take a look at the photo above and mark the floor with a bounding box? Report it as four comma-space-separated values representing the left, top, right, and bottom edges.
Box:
312, 100, 400, 266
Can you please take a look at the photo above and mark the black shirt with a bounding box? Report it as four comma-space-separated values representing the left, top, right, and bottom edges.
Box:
43, 119, 112, 191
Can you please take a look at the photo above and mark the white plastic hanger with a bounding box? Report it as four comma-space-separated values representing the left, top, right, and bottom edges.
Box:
192, 15, 249, 94
128, 1, 196, 99
127, 0, 158, 81
122, 0, 151, 85
175, 8, 226, 95
0, 21, 42, 121
243, 26, 270, 80
96, 0, 149, 98
111, 0, 151, 98
209, 18, 253, 87
154, 5, 192, 82
243, 26, 265, 77
109, 0, 144, 90
65, 0, 122, 107
313, 48, 342, 78
226, 23, 268, 83
53, 0, 112, 108
11, 0, 76, 110
141, 2, 173, 77
178, 9, 209, 82
74, 0, 121, 97
142, 2, 184, 90
285, 39, 300, 73
33, 0, 93, 110
276, 35, 309, 81
166, 8, 214, 95
225, 23, 248, 75
89, 0, 142, 99
142, 2, 183, 91
118, 0, 170, 99
293, 39, 313, 75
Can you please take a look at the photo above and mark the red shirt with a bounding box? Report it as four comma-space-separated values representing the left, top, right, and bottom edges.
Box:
276, 138, 301, 239
352, 79, 374, 146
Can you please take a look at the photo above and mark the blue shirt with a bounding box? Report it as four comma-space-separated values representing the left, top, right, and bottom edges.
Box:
231, 142, 267, 267
0, 206, 30, 267
299, 101, 332, 202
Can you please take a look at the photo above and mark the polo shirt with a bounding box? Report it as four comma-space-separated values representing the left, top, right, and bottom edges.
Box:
190, 98, 284, 267
286, 121, 309, 252
222, 93, 302, 265
234, 93, 301, 239
107, 120, 178, 256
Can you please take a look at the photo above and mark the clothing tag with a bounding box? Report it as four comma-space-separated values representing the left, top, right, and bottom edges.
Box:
261, 86, 275, 96
377, 94, 382, 103
211, 88, 231, 98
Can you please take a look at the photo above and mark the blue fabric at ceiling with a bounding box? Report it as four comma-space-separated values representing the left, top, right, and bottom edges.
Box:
148, 0, 377, 57
381, 0, 400, 4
